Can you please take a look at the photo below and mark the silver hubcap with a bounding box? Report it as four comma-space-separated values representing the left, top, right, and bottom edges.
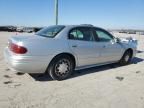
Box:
125, 55, 130, 62
55, 59, 70, 77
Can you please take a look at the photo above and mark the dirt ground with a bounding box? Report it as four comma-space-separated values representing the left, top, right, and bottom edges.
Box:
0, 32, 144, 108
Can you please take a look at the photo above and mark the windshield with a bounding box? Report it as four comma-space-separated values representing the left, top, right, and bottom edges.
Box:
36, 25, 65, 38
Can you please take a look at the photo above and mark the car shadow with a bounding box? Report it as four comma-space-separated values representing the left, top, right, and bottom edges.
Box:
29, 74, 53, 81
70, 57, 144, 79
29, 57, 144, 81
132, 57, 144, 64
137, 50, 144, 53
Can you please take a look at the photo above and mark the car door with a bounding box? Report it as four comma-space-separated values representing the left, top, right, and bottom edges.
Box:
94, 28, 124, 63
68, 27, 101, 67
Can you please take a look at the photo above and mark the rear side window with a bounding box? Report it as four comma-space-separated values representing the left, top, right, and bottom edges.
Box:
36, 25, 65, 38
69, 27, 95, 41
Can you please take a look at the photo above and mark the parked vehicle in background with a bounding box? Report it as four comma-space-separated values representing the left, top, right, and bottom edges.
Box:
0, 26, 8, 31
140, 32, 144, 35
127, 31, 136, 34
23, 27, 34, 33
7, 26, 17, 32
4, 24, 137, 80
0, 26, 16, 32
33, 27, 43, 32
16, 26, 24, 32
119, 31, 127, 33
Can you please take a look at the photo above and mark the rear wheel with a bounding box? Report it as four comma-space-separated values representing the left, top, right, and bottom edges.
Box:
119, 50, 132, 65
47, 55, 74, 81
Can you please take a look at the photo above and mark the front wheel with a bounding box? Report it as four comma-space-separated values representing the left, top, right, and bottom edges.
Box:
119, 50, 132, 65
47, 55, 74, 81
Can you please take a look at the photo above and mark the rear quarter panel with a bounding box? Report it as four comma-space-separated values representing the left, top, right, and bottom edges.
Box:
23, 37, 72, 56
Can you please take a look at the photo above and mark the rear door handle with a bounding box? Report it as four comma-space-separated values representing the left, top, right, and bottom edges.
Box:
72, 45, 77, 48
103, 45, 106, 48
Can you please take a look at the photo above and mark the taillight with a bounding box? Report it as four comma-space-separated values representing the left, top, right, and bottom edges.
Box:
9, 42, 27, 54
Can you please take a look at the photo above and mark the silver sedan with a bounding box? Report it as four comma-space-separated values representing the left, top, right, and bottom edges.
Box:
4, 25, 137, 80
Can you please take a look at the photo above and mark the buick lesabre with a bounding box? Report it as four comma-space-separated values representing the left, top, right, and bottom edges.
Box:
4, 25, 137, 80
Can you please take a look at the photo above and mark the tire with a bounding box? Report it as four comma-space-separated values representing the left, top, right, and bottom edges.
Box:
119, 50, 132, 65
47, 55, 74, 81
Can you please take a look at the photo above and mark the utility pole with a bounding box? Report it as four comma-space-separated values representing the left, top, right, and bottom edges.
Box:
55, 0, 58, 25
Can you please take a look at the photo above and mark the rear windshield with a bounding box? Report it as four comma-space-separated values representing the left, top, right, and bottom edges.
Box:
36, 25, 65, 38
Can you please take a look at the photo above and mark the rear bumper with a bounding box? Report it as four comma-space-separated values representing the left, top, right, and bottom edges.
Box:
4, 47, 52, 73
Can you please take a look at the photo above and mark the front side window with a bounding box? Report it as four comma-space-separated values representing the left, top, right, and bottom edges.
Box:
69, 28, 95, 41
36, 25, 65, 38
95, 29, 113, 42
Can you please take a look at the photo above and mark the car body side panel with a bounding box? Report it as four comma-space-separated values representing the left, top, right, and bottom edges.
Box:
4, 47, 52, 73
68, 40, 101, 66
118, 39, 137, 58
97, 41, 125, 63
10, 35, 74, 56
6, 35, 79, 73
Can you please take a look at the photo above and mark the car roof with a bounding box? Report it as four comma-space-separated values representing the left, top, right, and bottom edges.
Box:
63, 25, 106, 31
45, 24, 105, 30
44, 25, 107, 32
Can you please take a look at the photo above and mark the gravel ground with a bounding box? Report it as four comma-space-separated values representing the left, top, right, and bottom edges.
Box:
0, 32, 144, 108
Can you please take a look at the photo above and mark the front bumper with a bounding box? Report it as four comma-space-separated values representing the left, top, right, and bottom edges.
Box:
4, 47, 52, 73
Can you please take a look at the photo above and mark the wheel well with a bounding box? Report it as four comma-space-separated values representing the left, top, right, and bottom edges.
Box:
49, 53, 76, 68
125, 48, 133, 57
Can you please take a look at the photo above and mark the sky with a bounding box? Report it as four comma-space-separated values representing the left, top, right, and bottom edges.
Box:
0, 0, 144, 29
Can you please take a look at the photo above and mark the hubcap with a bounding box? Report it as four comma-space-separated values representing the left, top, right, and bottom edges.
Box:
55, 59, 70, 77
125, 55, 130, 62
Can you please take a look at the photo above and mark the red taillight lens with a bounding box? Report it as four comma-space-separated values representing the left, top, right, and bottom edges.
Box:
9, 42, 27, 54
